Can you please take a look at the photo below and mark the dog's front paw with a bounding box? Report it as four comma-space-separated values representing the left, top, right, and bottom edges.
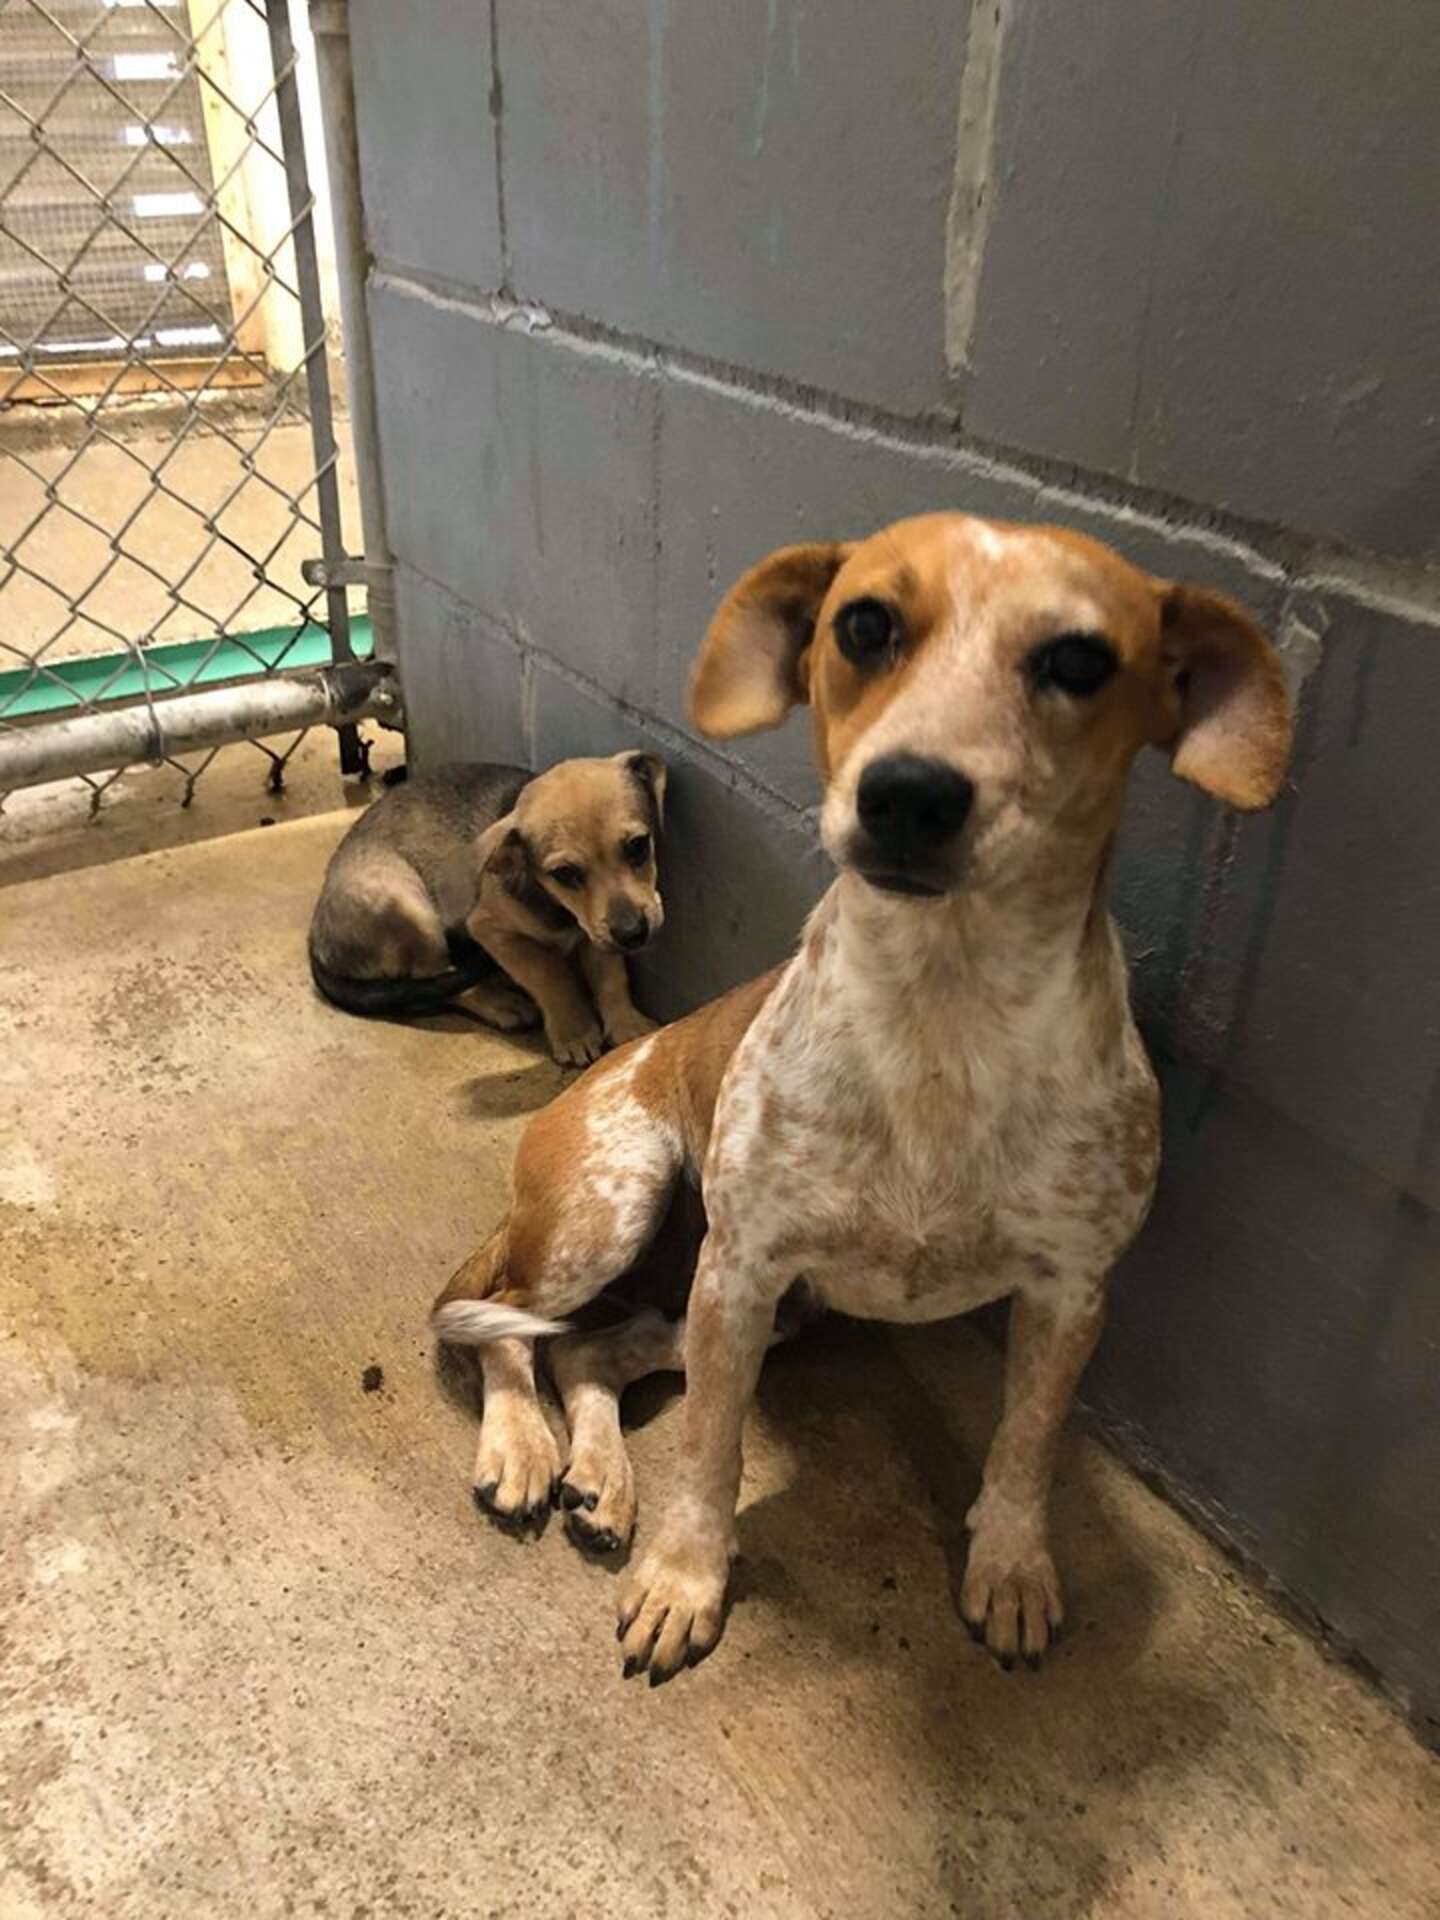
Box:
472, 1397, 562, 1534
547, 1019, 605, 1068
960, 1511, 1064, 1668
604, 1006, 658, 1048
616, 1527, 731, 1684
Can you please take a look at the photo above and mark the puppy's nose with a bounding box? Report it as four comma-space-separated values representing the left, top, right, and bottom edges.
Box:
857, 754, 974, 859
608, 909, 649, 953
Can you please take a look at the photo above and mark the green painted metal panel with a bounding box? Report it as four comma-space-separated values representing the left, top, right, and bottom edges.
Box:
0, 617, 374, 722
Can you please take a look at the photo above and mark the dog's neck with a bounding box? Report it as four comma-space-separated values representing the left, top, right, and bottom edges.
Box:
812, 832, 1118, 1050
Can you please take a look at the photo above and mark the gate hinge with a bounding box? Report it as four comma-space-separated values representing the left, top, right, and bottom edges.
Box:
302, 554, 391, 592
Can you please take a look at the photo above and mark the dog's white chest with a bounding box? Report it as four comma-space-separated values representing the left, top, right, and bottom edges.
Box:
704, 946, 1156, 1323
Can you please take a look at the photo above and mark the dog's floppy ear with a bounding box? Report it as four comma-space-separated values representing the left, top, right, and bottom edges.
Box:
689, 541, 852, 738
473, 812, 527, 884
1156, 584, 1292, 810
617, 749, 667, 827
432, 811, 525, 928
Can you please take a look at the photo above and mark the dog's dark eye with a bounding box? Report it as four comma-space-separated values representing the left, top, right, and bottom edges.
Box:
622, 833, 651, 867
835, 597, 899, 668
548, 863, 585, 889
1029, 632, 1118, 698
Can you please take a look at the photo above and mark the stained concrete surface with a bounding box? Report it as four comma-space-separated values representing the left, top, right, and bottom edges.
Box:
0, 723, 402, 890
3, 806, 1438, 1920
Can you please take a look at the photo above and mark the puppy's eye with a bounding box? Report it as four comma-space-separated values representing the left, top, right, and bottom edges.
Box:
622, 833, 651, 867
548, 863, 585, 889
835, 596, 899, 668
1029, 632, 1118, 698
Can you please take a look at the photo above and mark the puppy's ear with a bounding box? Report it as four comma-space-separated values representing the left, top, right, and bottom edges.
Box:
1156, 584, 1292, 810
474, 812, 527, 884
617, 749, 668, 826
689, 541, 851, 738
433, 811, 524, 928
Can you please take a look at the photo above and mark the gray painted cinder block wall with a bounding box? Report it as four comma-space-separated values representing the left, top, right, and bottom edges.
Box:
349, 0, 1440, 1743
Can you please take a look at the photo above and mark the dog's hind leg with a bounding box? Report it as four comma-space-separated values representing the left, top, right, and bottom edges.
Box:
434, 1229, 559, 1529
549, 1311, 687, 1554
432, 1041, 685, 1337
432, 1039, 687, 1514
335, 854, 452, 978
472, 1335, 562, 1533
352, 862, 535, 1029
456, 977, 540, 1034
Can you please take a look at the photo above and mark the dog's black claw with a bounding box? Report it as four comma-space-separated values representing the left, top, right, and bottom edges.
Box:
964, 1617, 986, 1645
582, 1490, 599, 1512
648, 1663, 677, 1689
1024, 1653, 1042, 1672
558, 1481, 584, 1511
567, 1513, 622, 1556
622, 1656, 640, 1679
616, 1619, 627, 1642
473, 1481, 498, 1511
998, 1654, 1015, 1673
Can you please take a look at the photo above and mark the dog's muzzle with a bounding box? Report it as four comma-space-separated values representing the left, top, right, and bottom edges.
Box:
848, 752, 974, 896
607, 908, 652, 953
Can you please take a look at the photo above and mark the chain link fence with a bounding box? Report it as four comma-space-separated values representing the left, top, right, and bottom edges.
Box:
0, 0, 391, 815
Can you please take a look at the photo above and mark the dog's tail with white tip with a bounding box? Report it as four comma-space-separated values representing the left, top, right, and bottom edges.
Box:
429, 1225, 569, 1345
431, 1298, 568, 1344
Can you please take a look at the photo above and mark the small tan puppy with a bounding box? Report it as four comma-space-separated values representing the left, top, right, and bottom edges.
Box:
309, 752, 666, 1064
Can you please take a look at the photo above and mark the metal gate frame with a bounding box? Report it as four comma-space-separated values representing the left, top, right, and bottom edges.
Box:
0, 0, 398, 802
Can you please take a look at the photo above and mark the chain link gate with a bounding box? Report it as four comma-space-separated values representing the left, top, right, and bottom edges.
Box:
0, 0, 396, 813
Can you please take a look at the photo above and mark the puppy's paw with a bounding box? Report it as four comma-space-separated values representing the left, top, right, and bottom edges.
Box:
616, 1527, 731, 1684
547, 1019, 605, 1068
604, 1006, 658, 1048
960, 1520, 1064, 1668
472, 1398, 562, 1534
463, 981, 540, 1033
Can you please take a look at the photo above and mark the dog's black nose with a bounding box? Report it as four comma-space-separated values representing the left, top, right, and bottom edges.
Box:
856, 754, 974, 859
609, 910, 649, 952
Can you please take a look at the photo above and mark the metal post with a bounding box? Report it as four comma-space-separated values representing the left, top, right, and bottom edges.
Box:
0, 662, 397, 792
308, 0, 398, 670
265, 0, 365, 775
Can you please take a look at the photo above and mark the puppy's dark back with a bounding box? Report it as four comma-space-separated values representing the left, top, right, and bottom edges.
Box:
326, 761, 531, 901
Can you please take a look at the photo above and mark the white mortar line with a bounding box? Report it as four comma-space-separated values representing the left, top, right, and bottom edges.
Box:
944, 0, 1013, 376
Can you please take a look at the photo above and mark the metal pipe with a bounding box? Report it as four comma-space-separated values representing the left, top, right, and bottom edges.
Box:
0, 662, 398, 792
308, 0, 398, 668
268, 0, 367, 777
267, 0, 351, 663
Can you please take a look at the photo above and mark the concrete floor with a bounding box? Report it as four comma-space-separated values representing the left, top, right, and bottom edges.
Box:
3, 798, 1438, 1920
0, 722, 402, 888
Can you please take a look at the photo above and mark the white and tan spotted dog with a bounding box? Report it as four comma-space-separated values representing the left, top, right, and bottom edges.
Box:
432, 511, 1292, 1684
